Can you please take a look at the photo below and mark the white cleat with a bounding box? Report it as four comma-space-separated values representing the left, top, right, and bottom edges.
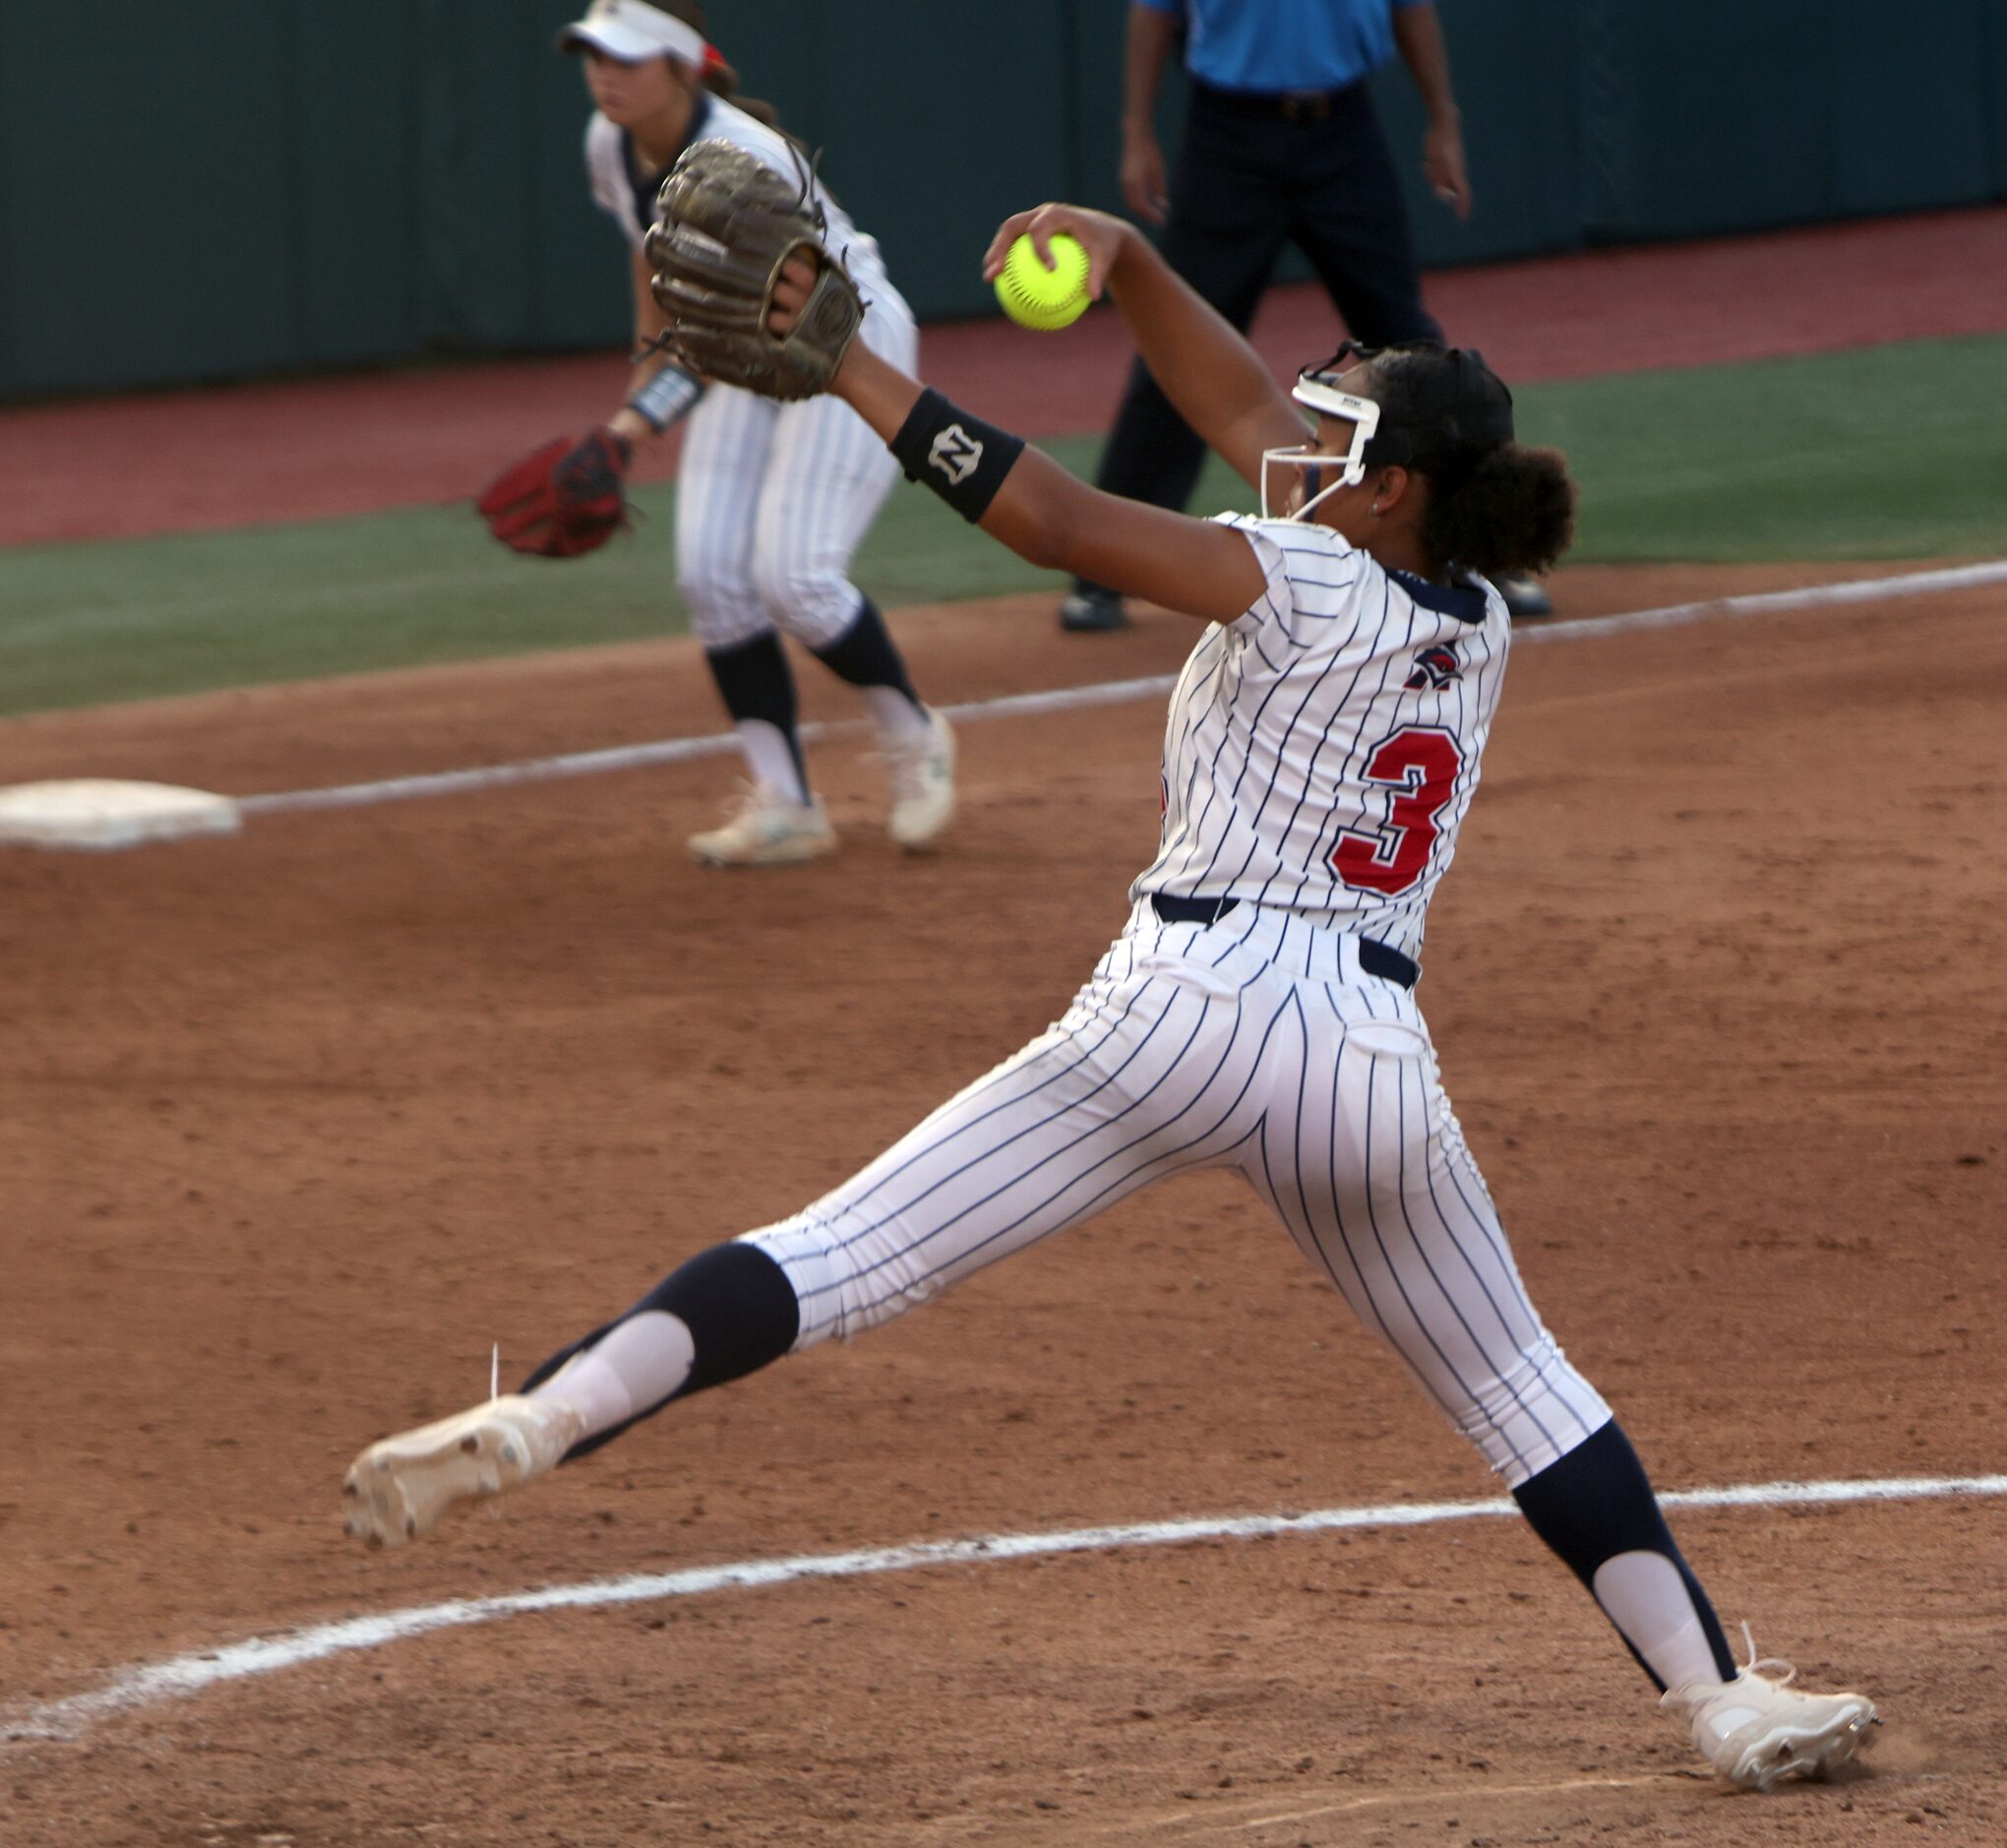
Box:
687, 784, 837, 868
1662, 1632, 1878, 1791
883, 709, 956, 851
341, 1393, 585, 1549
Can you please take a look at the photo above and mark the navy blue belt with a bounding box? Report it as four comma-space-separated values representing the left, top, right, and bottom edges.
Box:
1148, 893, 1420, 989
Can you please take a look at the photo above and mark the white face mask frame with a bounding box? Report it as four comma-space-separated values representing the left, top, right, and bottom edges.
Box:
1259, 373, 1383, 522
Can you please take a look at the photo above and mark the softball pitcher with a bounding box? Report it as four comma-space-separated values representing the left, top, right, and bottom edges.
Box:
478, 0, 954, 864
351, 189, 1875, 1792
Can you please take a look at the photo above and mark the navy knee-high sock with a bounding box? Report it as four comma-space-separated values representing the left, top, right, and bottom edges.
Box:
520, 1243, 800, 1459
811, 595, 922, 709
1512, 1420, 1736, 1690
705, 631, 809, 799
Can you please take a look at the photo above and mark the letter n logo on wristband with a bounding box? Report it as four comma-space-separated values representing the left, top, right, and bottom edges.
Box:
929, 424, 983, 484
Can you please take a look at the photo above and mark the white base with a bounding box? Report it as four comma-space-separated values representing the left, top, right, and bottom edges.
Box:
0, 778, 242, 850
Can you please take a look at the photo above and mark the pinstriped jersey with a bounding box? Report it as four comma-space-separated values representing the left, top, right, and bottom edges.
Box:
1134, 514, 1511, 960
584, 94, 898, 313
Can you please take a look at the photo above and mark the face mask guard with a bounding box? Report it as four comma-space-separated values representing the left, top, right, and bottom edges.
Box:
1259, 364, 1383, 522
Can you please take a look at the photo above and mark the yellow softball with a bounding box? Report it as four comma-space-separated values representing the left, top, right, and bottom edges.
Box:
995, 233, 1091, 331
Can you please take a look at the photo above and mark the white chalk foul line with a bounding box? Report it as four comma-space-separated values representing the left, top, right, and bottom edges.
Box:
1508, 558, 2007, 646
8, 1470, 2003, 1747
235, 674, 1181, 816
235, 560, 2006, 819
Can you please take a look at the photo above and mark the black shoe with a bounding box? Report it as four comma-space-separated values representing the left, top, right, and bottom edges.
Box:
1060, 587, 1127, 633
1496, 573, 1553, 620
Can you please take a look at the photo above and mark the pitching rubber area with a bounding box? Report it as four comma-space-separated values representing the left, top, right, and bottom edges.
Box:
4, 563, 2004, 1845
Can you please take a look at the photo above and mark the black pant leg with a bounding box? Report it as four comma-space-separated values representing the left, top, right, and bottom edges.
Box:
1288, 84, 1442, 348
1077, 96, 1291, 594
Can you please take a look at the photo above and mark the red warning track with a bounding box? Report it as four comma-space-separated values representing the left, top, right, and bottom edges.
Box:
2, 205, 2004, 547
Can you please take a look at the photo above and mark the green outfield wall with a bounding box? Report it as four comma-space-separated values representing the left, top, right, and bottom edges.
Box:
2, 0, 2003, 400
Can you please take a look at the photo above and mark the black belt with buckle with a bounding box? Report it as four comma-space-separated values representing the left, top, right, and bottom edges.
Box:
1148, 893, 1420, 989
1192, 79, 1355, 123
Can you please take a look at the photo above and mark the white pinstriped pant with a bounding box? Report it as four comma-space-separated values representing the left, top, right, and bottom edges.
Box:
749, 899, 1611, 1489
675, 292, 920, 651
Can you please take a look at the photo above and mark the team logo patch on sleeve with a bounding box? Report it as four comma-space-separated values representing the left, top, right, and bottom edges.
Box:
1405, 646, 1462, 691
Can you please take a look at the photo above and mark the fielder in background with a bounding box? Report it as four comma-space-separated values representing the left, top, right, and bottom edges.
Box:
478, 0, 955, 866
345, 163, 1876, 1794
1062, 0, 1553, 633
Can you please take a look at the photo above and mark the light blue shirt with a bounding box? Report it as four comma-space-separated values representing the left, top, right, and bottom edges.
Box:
1136, 0, 1429, 94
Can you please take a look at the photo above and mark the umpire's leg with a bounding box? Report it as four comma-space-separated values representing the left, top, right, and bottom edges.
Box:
1072, 90, 1291, 608
1287, 82, 1442, 347
1287, 87, 1574, 617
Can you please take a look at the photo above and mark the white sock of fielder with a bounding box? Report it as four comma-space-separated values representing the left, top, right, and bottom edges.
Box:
703, 633, 813, 807
862, 686, 932, 744
811, 596, 931, 745
735, 720, 812, 808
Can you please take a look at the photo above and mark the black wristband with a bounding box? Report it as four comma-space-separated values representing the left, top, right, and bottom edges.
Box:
888, 388, 1026, 524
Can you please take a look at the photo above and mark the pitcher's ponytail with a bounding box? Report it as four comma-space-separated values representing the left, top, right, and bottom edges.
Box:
1422, 445, 1577, 581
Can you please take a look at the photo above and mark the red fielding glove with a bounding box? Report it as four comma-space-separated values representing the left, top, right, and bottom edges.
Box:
476, 429, 633, 559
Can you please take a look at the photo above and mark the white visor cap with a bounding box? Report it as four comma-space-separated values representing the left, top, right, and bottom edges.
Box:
558, 0, 705, 65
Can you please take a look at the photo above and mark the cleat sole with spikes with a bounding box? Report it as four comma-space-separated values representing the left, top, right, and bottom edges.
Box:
340, 1394, 584, 1549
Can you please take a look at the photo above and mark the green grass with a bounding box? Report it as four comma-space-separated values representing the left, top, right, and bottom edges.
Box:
0, 456, 1081, 717
2, 335, 2002, 717
1515, 334, 2007, 564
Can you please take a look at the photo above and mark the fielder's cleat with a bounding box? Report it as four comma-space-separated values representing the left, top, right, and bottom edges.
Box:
1059, 586, 1126, 633
1661, 1631, 1877, 1792
687, 783, 837, 868
341, 1393, 585, 1549
883, 708, 956, 851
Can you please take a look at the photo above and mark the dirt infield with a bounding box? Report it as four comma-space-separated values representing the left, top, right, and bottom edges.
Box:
3, 566, 2003, 1844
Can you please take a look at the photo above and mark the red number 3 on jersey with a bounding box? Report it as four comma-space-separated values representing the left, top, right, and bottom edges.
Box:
1330, 725, 1465, 896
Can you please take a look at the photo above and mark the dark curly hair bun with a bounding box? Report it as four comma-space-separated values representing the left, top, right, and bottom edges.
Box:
1423, 443, 1576, 581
